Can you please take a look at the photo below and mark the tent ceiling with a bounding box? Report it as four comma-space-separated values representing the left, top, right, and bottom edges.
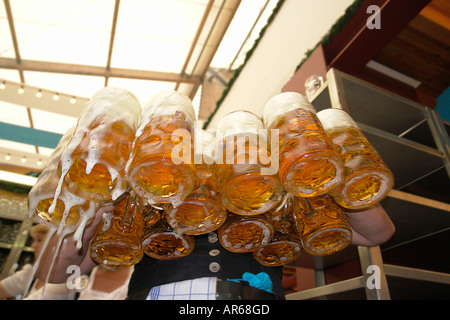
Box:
0, 0, 279, 172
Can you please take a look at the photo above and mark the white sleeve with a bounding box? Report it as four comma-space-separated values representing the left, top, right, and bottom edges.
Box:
1, 264, 34, 297
24, 283, 76, 300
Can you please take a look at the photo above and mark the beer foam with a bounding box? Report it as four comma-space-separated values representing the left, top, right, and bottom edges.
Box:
51, 87, 141, 211
263, 92, 316, 128
29, 127, 89, 236
316, 108, 358, 131
29, 127, 74, 218
101, 212, 114, 232
73, 201, 98, 249
136, 90, 196, 139
216, 110, 265, 142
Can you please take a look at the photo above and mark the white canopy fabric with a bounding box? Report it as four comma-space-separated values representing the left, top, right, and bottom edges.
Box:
0, 0, 279, 171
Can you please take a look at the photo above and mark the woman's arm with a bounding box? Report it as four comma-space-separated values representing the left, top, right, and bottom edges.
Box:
344, 203, 395, 246
34, 202, 117, 283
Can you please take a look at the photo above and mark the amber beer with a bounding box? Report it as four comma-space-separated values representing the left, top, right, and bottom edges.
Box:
28, 127, 90, 232
141, 218, 195, 260
265, 193, 299, 235
263, 92, 344, 197
218, 212, 274, 253
317, 108, 394, 209
126, 91, 197, 208
216, 111, 283, 215
90, 192, 144, 267
293, 195, 352, 256
166, 130, 227, 235
255, 194, 302, 266
253, 232, 302, 267
55, 87, 141, 202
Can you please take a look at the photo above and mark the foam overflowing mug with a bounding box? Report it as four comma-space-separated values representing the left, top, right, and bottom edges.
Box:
125, 91, 197, 208
53, 87, 141, 203
28, 127, 95, 234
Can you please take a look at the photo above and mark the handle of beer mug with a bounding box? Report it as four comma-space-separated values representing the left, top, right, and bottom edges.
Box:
34, 200, 121, 283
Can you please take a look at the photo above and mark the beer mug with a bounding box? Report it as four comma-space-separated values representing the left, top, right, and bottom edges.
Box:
126, 91, 197, 208
216, 110, 283, 215
90, 192, 144, 267
293, 195, 352, 256
263, 92, 344, 197
255, 194, 302, 266
317, 108, 394, 209
141, 202, 162, 228
218, 212, 274, 253
265, 193, 299, 236
56, 87, 141, 202
141, 217, 195, 260
253, 232, 302, 267
28, 127, 91, 233
166, 130, 227, 235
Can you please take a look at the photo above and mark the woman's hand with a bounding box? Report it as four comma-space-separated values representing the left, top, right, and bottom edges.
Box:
35, 201, 119, 283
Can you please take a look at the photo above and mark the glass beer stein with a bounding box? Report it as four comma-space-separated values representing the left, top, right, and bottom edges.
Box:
216, 110, 283, 215
28, 127, 90, 233
263, 92, 344, 197
56, 87, 141, 202
255, 194, 302, 266
166, 130, 227, 235
317, 108, 394, 209
141, 217, 195, 260
90, 192, 144, 267
293, 195, 352, 256
126, 91, 197, 208
141, 202, 162, 228
253, 232, 302, 267
265, 193, 299, 236
218, 212, 274, 253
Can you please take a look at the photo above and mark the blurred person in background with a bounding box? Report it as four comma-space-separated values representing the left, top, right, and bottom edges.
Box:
0, 224, 76, 300
77, 265, 133, 300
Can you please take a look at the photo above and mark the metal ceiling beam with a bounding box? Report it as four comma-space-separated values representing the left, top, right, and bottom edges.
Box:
190, 0, 241, 98
0, 57, 201, 84
4, 0, 39, 153
105, 0, 121, 87
178, 0, 241, 99
3, 0, 23, 81
175, 0, 215, 91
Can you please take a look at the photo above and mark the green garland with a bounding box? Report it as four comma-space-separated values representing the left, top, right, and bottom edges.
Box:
295, 0, 365, 72
203, 0, 365, 129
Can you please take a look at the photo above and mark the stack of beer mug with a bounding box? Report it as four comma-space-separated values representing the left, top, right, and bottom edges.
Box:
28, 89, 393, 268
